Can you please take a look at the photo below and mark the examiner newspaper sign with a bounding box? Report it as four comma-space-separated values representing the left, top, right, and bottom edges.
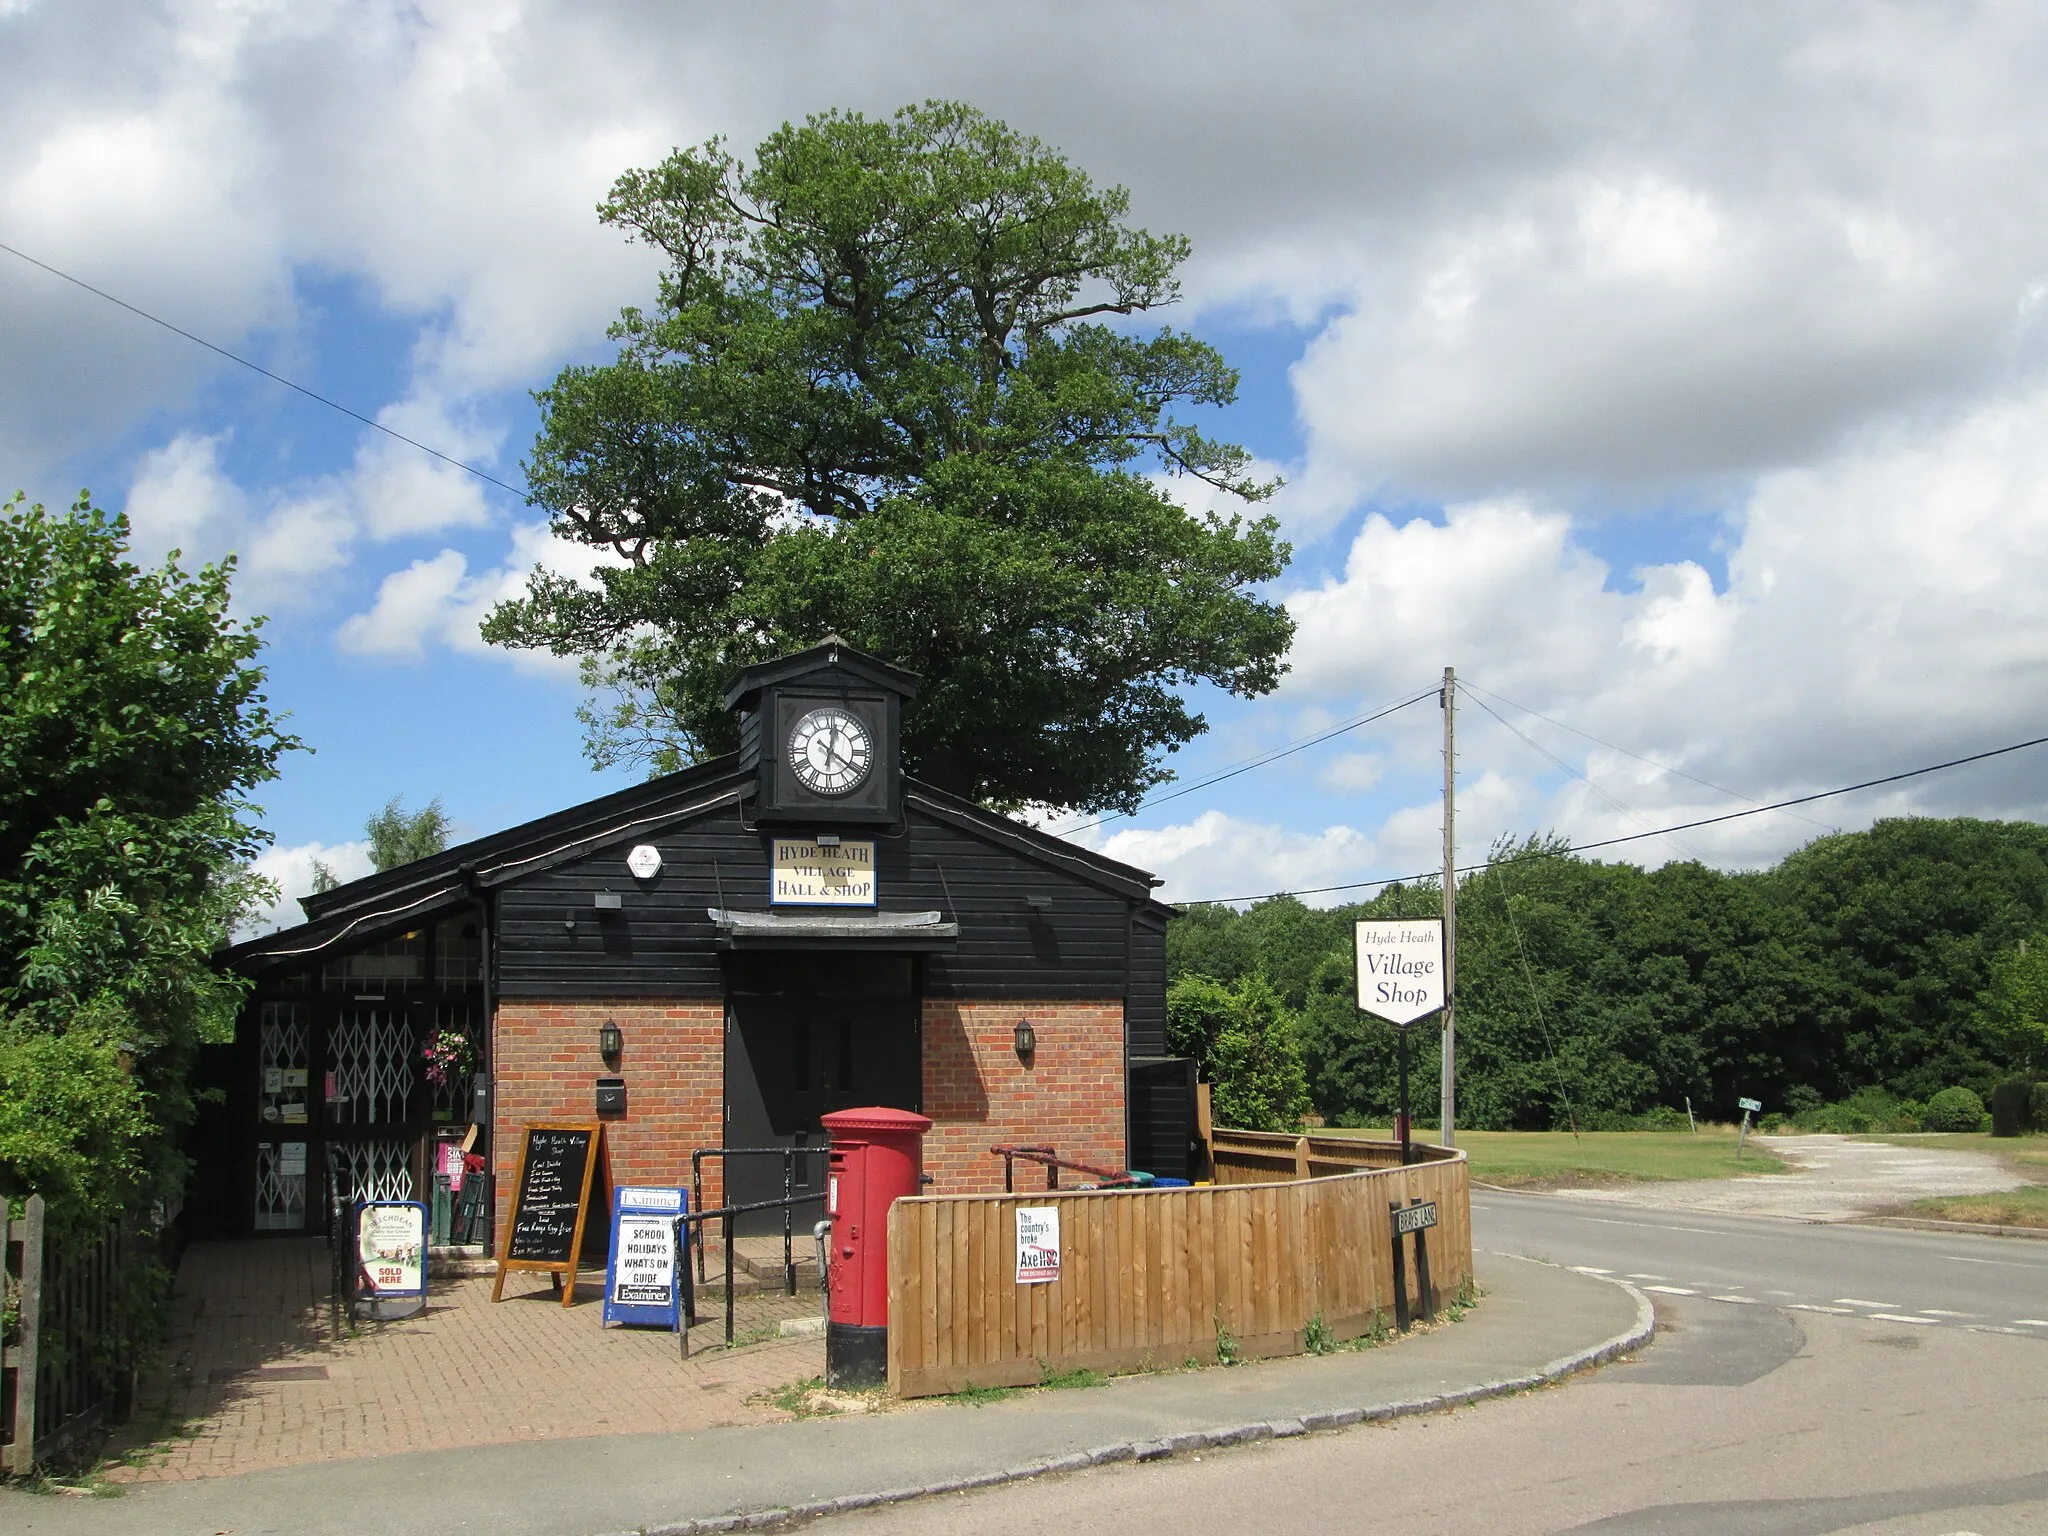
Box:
1354, 920, 1445, 1025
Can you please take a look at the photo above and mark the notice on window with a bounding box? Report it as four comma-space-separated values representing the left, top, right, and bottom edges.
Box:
1015, 1206, 1060, 1284
770, 839, 877, 907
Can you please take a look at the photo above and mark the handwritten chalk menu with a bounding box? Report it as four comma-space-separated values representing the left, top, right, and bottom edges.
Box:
491, 1121, 602, 1308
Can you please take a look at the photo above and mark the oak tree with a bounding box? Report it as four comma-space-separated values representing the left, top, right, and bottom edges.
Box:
483, 101, 1293, 812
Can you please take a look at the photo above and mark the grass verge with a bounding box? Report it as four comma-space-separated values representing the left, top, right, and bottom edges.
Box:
1313, 1126, 1784, 1187
1904, 1185, 2048, 1228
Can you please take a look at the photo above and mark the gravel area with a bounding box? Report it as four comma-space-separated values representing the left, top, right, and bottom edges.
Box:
1542, 1133, 2028, 1221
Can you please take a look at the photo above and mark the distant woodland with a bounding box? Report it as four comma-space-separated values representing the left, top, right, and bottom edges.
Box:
1166, 818, 2048, 1131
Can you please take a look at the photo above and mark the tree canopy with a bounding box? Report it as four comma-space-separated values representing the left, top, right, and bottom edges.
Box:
1170, 817, 2048, 1132
0, 492, 296, 1241
483, 100, 1293, 812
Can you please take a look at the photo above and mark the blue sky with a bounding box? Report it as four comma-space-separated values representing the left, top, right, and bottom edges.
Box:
6, 2, 2048, 929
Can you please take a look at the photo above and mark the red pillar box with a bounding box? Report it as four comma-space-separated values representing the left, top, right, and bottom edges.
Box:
821, 1105, 932, 1388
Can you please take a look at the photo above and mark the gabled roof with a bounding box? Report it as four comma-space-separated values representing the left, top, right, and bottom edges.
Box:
222, 758, 1169, 971
721, 635, 920, 711
224, 754, 752, 969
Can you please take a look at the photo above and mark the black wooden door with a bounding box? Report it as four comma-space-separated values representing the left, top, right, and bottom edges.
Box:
723, 989, 920, 1231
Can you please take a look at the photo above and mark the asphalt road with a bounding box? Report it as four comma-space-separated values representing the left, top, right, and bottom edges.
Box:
1474, 1190, 2048, 1334
808, 1199, 2048, 1535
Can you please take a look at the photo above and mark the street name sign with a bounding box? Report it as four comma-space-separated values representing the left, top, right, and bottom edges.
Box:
1354, 920, 1445, 1025
1392, 1201, 1439, 1235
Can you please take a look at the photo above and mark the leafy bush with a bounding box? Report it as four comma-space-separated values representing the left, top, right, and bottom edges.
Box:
1167, 972, 1309, 1132
1924, 1086, 1988, 1133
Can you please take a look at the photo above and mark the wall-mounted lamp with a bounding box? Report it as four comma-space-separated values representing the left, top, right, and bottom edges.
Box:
1014, 1018, 1037, 1062
598, 1019, 623, 1068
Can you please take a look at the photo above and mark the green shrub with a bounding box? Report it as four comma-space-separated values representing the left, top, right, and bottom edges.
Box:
2032, 1083, 2048, 1131
1924, 1086, 1988, 1133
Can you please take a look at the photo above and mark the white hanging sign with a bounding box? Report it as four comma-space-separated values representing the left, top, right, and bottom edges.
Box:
1354, 919, 1445, 1025
1015, 1207, 1060, 1284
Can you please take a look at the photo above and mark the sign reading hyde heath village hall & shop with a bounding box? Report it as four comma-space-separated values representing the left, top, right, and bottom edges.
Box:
771, 838, 876, 906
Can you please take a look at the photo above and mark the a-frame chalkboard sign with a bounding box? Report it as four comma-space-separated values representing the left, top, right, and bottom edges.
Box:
491, 1121, 603, 1307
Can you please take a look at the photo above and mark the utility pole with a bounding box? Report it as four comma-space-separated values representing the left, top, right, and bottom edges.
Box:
1441, 665, 1457, 1149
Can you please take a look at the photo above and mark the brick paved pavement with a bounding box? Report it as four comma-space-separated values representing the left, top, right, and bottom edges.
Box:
102, 1240, 825, 1483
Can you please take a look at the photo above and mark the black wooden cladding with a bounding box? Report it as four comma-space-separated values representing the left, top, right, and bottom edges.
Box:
1125, 912, 1169, 1060
495, 799, 1155, 1000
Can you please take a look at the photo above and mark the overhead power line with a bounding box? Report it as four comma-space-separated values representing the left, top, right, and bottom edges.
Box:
1461, 679, 1834, 833
0, 239, 528, 500
1180, 727, 2048, 906
1050, 683, 1438, 839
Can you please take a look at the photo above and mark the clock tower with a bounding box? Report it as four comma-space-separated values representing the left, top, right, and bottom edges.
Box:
724, 636, 919, 826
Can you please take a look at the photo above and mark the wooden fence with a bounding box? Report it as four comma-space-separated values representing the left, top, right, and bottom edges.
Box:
886, 1134, 1470, 1397
3, 1196, 134, 1476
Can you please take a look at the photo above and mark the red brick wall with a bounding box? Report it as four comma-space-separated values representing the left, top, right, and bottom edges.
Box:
488, 995, 1129, 1237
490, 998, 725, 1242
922, 999, 1126, 1195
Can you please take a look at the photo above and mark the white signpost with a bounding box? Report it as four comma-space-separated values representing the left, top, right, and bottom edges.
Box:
1354, 920, 1446, 1023
1355, 920, 1446, 1167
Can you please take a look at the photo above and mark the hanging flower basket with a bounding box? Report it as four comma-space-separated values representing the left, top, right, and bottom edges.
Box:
422, 1028, 477, 1089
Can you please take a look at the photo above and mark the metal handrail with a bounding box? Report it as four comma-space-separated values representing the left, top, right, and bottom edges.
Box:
988, 1144, 1137, 1192
671, 1189, 829, 1354
690, 1144, 830, 1293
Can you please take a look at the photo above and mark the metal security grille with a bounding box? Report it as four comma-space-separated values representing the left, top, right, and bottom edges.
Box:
254, 1003, 311, 1230
253, 1141, 307, 1232
326, 1140, 415, 1204
328, 1008, 415, 1127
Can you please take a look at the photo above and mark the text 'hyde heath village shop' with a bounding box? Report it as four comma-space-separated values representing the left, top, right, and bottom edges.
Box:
191, 638, 1194, 1246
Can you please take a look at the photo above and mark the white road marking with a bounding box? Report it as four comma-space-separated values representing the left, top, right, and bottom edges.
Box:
1919, 1309, 1978, 1318
1582, 1218, 1726, 1234
1625, 1273, 1665, 1281
1788, 1304, 1855, 1315
1765, 1289, 1797, 1297
1833, 1298, 1900, 1308
1642, 1285, 1696, 1295
1709, 1295, 1758, 1305
1570, 1266, 1614, 1274
2013, 1318, 2048, 1327
1868, 1313, 1941, 1325
1941, 1254, 2039, 1268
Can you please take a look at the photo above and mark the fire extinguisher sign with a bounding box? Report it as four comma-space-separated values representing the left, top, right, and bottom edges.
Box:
1015, 1206, 1060, 1284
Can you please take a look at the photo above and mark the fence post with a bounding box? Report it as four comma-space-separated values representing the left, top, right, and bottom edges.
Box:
6, 1195, 44, 1475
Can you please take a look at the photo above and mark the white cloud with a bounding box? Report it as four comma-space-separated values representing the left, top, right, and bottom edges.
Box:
1099, 809, 1377, 906
122, 433, 353, 610
334, 520, 612, 668
1279, 378, 2048, 868
242, 837, 374, 938
1319, 752, 1384, 795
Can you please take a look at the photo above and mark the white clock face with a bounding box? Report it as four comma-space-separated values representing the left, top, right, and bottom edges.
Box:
788, 708, 874, 795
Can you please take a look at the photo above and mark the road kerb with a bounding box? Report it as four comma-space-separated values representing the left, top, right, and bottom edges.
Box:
590, 1271, 1658, 1536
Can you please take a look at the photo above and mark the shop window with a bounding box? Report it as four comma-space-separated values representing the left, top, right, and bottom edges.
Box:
322, 930, 426, 993
434, 914, 484, 987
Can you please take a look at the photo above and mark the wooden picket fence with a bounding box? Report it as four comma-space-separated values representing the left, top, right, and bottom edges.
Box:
886, 1133, 1470, 1397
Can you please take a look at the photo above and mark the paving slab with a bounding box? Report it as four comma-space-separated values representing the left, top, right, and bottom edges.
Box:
0, 1255, 1647, 1536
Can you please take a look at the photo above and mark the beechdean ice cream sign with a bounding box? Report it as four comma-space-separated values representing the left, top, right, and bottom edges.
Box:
1354, 920, 1445, 1025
